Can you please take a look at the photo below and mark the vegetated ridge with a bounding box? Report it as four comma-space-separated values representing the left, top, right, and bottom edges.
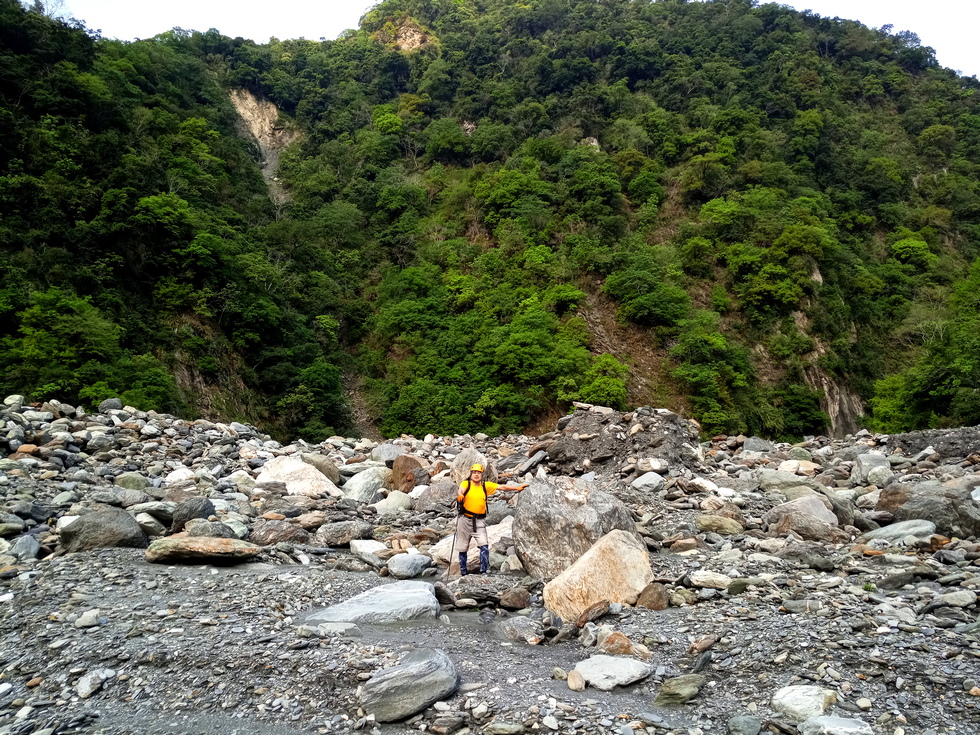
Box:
2, 0, 980, 442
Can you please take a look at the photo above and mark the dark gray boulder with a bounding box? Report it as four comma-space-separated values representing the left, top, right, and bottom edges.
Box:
60, 509, 148, 552
170, 497, 216, 533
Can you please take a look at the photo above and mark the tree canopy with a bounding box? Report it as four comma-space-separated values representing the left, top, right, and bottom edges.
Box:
3, 0, 980, 440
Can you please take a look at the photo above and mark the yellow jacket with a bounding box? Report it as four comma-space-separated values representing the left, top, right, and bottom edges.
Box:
457, 480, 498, 516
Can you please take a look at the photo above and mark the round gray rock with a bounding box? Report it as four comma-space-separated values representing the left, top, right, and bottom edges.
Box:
387, 553, 433, 579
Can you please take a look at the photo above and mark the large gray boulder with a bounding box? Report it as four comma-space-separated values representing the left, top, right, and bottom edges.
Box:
145, 537, 261, 563
879, 481, 980, 537
758, 469, 818, 492
772, 685, 836, 723
547, 406, 701, 472
342, 467, 392, 504
304, 581, 440, 625
766, 496, 838, 528
371, 491, 413, 515
313, 520, 374, 547
413, 479, 457, 512
359, 648, 459, 722
859, 519, 936, 544
742, 436, 773, 453
512, 478, 638, 581
300, 453, 341, 485
370, 443, 407, 464
184, 519, 238, 539
893, 488, 980, 537
248, 519, 310, 546
850, 453, 890, 485
59, 509, 148, 552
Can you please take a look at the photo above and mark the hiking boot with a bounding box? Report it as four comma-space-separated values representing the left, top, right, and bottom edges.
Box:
479, 545, 490, 574
458, 552, 468, 576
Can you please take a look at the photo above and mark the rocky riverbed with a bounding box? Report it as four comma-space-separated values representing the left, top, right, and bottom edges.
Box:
0, 395, 978, 735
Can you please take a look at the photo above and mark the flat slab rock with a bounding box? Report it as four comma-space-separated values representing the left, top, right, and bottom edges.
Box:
798, 716, 874, 735
145, 537, 262, 563
304, 580, 440, 624
573, 654, 653, 691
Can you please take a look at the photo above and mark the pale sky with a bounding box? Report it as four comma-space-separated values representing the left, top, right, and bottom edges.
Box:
61, 0, 979, 78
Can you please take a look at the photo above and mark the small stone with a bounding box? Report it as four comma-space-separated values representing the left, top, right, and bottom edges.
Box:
74, 609, 101, 628
654, 674, 705, 705
567, 669, 586, 692
772, 685, 836, 723
939, 590, 977, 608
690, 570, 732, 589
77, 668, 114, 698
636, 582, 669, 610
695, 515, 744, 535
727, 715, 763, 735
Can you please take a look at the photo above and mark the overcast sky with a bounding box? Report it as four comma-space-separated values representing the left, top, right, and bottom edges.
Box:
61, 0, 979, 79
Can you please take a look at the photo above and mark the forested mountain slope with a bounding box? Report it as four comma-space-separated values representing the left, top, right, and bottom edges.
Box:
2, 0, 979, 441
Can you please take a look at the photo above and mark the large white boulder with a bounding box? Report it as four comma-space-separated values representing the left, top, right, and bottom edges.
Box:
543, 529, 652, 622
256, 456, 342, 498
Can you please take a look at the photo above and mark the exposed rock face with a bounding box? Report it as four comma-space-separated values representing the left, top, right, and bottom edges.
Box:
802, 364, 864, 438
229, 89, 302, 193
512, 478, 637, 580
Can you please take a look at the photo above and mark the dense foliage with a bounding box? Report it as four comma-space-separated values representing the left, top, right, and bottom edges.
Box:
3, 0, 980, 439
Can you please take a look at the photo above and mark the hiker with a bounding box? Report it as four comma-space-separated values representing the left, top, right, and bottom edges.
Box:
455, 463, 526, 575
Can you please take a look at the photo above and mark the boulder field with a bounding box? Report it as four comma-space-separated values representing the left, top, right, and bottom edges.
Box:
0, 394, 978, 734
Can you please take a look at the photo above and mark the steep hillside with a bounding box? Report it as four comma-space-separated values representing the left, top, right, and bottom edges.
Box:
2, 0, 979, 440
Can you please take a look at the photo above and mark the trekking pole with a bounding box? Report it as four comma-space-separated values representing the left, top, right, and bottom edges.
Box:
444, 527, 458, 580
